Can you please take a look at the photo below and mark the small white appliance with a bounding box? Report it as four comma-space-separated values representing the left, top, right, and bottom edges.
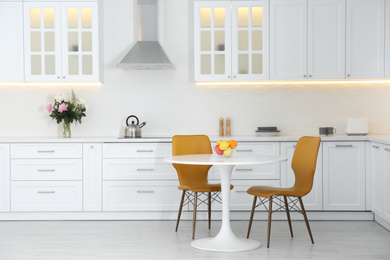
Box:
345, 118, 368, 135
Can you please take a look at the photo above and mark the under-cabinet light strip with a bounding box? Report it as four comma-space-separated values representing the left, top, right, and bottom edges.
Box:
196, 80, 390, 86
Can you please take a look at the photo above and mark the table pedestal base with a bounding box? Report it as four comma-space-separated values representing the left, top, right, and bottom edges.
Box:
191, 236, 261, 252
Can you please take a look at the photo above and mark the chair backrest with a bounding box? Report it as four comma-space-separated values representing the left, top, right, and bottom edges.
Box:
291, 136, 321, 196
172, 135, 213, 186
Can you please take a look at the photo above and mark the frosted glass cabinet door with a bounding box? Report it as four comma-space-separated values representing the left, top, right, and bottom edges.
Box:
0, 2, 24, 81
346, 0, 385, 79
194, 1, 232, 81
24, 2, 62, 81
231, 1, 269, 80
61, 2, 99, 81
270, 0, 307, 80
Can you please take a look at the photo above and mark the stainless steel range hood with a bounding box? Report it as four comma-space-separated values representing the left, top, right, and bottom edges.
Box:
117, 0, 176, 70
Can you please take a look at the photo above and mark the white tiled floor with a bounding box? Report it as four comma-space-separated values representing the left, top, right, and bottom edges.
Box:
0, 220, 389, 259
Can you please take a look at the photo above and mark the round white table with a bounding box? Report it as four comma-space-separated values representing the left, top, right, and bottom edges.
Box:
164, 154, 288, 252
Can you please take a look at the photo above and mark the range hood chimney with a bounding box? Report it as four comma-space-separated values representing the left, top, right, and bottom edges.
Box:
117, 0, 176, 70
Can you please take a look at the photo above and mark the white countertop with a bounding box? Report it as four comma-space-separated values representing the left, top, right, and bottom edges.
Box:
2, 134, 390, 143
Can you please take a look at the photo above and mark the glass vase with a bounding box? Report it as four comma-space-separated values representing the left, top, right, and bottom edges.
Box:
63, 122, 71, 138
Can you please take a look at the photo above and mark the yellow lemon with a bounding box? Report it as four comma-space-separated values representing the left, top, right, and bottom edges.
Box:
216, 139, 226, 146
219, 141, 229, 150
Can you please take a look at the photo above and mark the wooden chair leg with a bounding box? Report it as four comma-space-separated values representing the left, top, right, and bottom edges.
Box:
298, 197, 314, 244
192, 192, 198, 239
175, 190, 186, 232
284, 196, 293, 238
208, 192, 211, 229
267, 196, 273, 248
247, 196, 257, 239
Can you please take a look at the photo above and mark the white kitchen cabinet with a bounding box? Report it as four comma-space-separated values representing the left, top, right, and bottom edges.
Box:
0, 144, 10, 212
23, 1, 99, 81
346, 0, 385, 79
270, 0, 345, 80
194, 0, 269, 81
0, 2, 24, 81
83, 143, 102, 211
270, 0, 307, 80
385, 0, 390, 78
10, 143, 83, 212
102, 143, 179, 212
308, 0, 345, 79
323, 142, 366, 210
280, 142, 323, 210
370, 143, 390, 224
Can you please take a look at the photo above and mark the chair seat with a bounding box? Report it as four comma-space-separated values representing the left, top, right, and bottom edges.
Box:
179, 184, 234, 193
247, 186, 306, 198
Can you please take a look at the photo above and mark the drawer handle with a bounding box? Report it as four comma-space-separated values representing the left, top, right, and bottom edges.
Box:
37, 191, 55, 194
236, 168, 253, 171
372, 145, 380, 149
335, 145, 353, 148
37, 150, 55, 153
136, 150, 154, 153
236, 190, 248, 193
236, 149, 253, 152
137, 190, 154, 193
37, 169, 56, 172
137, 169, 154, 172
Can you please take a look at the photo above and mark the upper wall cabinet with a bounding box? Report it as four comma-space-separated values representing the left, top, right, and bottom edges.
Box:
270, 0, 346, 80
24, 2, 100, 81
0, 2, 24, 81
194, 0, 269, 81
346, 0, 385, 79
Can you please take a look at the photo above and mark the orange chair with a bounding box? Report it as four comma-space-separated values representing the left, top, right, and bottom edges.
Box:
172, 135, 233, 239
246, 136, 321, 247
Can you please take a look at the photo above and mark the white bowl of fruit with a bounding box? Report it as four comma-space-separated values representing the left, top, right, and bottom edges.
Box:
214, 139, 237, 157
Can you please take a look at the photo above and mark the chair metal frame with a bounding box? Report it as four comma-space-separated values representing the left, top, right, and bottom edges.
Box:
247, 195, 314, 248
176, 190, 222, 239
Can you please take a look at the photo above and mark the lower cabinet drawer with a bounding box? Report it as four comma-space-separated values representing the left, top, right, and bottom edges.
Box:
103, 159, 176, 180
102, 181, 181, 211
11, 181, 82, 212
11, 159, 83, 181
209, 164, 280, 180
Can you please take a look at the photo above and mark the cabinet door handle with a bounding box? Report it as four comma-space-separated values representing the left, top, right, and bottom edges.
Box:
137, 168, 154, 172
137, 190, 154, 193
136, 150, 154, 153
335, 145, 353, 148
236, 149, 253, 152
235, 190, 248, 193
236, 168, 253, 171
372, 145, 380, 149
37, 150, 55, 153
37, 191, 55, 194
37, 169, 56, 172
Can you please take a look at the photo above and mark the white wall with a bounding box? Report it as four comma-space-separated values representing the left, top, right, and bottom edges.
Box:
1, 0, 390, 138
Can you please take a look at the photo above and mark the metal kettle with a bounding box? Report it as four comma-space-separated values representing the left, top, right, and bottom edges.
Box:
125, 115, 146, 138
